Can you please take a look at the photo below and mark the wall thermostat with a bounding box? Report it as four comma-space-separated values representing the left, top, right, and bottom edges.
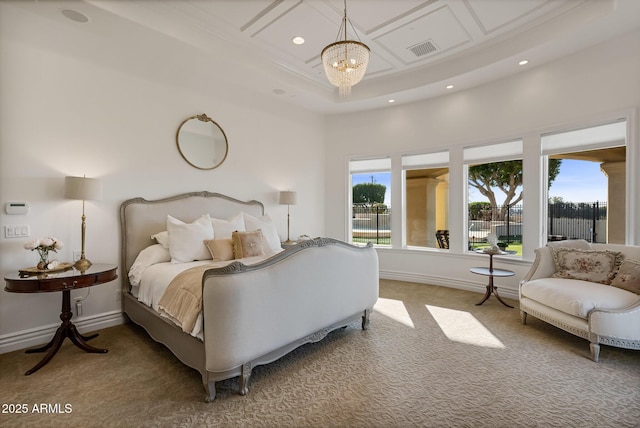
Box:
5, 201, 29, 215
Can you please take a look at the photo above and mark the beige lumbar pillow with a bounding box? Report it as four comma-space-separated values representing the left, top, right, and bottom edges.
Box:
204, 239, 234, 261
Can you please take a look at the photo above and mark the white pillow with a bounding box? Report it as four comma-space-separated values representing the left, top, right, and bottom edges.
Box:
211, 213, 245, 239
151, 231, 169, 249
128, 244, 171, 286
167, 214, 214, 263
242, 212, 281, 254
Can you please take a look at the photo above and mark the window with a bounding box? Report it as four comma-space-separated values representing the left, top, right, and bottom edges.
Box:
464, 140, 523, 255
402, 151, 449, 249
542, 120, 627, 244
349, 158, 391, 245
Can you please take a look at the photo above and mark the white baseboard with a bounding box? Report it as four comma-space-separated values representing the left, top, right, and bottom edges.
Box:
0, 310, 125, 354
379, 269, 519, 301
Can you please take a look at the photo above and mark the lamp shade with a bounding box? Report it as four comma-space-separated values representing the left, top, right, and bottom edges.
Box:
64, 176, 103, 201
279, 191, 297, 206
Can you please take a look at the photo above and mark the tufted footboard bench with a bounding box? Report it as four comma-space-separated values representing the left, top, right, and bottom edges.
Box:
519, 240, 640, 361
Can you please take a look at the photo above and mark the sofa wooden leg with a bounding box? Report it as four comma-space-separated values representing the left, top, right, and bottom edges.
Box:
240, 362, 252, 395
589, 342, 600, 362
520, 310, 527, 325
362, 309, 371, 330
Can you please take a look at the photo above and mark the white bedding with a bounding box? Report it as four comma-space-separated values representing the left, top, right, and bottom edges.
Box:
135, 254, 276, 338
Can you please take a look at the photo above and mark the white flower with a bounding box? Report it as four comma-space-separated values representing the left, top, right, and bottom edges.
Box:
24, 239, 40, 250
40, 237, 54, 247
52, 238, 64, 250
47, 260, 59, 269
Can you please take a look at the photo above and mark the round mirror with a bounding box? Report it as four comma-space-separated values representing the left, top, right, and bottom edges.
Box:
176, 114, 228, 170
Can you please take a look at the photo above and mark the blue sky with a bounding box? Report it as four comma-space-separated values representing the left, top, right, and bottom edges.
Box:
547, 159, 607, 202
353, 159, 607, 205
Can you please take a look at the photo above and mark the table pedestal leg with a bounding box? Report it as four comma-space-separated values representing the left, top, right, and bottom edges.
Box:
475, 276, 514, 308
24, 290, 107, 375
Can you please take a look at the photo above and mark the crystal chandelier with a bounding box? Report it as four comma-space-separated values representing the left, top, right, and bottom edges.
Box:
321, 0, 370, 97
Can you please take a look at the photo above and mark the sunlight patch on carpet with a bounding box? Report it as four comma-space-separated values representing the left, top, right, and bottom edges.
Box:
426, 305, 505, 348
374, 298, 415, 328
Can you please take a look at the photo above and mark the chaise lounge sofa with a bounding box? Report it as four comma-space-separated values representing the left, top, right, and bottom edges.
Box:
519, 239, 640, 361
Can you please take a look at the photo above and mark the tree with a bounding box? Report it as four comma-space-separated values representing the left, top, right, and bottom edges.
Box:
468, 159, 562, 220
353, 183, 386, 207
549, 196, 564, 204
468, 202, 492, 221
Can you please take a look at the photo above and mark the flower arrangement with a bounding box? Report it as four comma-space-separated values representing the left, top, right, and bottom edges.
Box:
24, 237, 64, 270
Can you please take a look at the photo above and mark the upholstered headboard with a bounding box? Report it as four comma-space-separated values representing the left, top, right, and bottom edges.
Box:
119, 191, 264, 290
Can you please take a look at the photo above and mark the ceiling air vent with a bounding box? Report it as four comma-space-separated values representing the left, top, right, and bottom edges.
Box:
408, 39, 438, 57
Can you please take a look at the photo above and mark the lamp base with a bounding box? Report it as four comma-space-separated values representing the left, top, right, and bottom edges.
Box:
73, 258, 93, 272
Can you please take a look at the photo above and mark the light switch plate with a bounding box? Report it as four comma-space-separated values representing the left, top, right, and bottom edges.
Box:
4, 225, 30, 238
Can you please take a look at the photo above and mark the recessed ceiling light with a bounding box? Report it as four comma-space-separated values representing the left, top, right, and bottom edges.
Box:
388, 99, 395, 103
446, 85, 454, 89
273, 89, 286, 95
292, 36, 305, 45
519, 60, 529, 66
61, 9, 89, 23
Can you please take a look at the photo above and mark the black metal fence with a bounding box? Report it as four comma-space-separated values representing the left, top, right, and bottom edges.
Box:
468, 204, 523, 248
352, 201, 607, 246
548, 201, 607, 243
468, 201, 607, 246
352, 205, 391, 244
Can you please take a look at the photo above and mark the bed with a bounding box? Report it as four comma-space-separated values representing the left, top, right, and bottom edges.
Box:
119, 191, 379, 401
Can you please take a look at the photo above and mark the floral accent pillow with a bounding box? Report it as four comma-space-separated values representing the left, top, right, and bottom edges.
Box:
551, 248, 623, 285
232, 230, 265, 258
610, 259, 640, 294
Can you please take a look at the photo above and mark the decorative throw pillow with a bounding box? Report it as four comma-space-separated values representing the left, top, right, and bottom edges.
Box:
204, 239, 234, 261
166, 214, 214, 263
610, 259, 640, 294
551, 247, 623, 285
232, 229, 265, 258
242, 212, 281, 254
151, 231, 169, 249
211, 213, 245, 239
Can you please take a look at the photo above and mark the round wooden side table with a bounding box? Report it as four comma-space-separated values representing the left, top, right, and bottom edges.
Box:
470, 251, 515, 308
4, 263, 118, 375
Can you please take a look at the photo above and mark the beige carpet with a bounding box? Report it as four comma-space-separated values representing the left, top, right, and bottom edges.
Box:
1, 279, 638, 428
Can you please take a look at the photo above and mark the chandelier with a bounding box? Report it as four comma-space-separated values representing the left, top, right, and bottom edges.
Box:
321, 0, 370, 97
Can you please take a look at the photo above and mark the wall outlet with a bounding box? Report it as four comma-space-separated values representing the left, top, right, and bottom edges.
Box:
73, 250, 81, 262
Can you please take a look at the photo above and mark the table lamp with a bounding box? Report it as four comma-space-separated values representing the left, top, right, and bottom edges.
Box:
65, 176, 103, 271
279, 191, 297, 244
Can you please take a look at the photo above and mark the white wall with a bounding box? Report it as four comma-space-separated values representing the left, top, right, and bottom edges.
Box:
0, 3, 325, 351
325, 30, 640, 297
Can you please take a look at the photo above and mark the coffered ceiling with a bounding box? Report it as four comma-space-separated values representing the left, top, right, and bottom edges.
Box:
14, 0, 640, 113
